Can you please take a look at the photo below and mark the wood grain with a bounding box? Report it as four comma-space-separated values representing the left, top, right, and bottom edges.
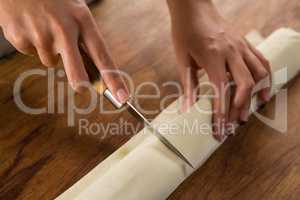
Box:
0, 0, 300, 199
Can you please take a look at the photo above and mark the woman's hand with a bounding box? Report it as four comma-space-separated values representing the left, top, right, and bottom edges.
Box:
167, 0, 271, 140
0, 0, 129, 103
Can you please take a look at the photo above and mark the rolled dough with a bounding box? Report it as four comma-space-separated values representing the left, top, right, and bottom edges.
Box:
56, 28, 300, 200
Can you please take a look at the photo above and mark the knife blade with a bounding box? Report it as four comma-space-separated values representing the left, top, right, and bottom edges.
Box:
126, 101, 194, 168
103, 89, 194, 168
80, 47, 194, 168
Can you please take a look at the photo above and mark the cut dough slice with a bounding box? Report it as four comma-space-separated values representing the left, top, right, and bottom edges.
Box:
56, 28, 300, 200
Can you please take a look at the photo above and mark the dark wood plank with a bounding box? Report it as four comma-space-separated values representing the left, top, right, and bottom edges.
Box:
0, 0, 299, 199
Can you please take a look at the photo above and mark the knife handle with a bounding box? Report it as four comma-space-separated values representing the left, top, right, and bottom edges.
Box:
80, 47, 125, 109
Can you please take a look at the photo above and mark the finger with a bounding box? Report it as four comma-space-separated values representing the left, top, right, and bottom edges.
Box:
172, 31, 200, 112
227, 53, 255, 124
30, 27, 59, 67
228, 89, 239, 123
243, 50, 269, 115
60, 37, 89, 92
226, 72, 240, 131
246, 41, 272, 101
180, 65, 199, 113
205, 60, 229, 141
36, 47, 59, 67
244, 49, 270, 102
211, 77, 230, 141
76, 8, 128, 103
3, 28, 36, 55
240, 97, 250, 122
233, 85, 253, 123
175, 51, 199, 112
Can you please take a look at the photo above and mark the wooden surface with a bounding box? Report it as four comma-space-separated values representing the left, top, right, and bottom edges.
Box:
0, 0, 300, 199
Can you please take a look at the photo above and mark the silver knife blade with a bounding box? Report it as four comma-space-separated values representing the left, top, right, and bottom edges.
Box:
126, 101, 194, 169
84, 55, 195, 168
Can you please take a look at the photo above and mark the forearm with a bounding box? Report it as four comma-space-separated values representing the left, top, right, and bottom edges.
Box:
167, 0, 214, 13
166, 0, 220, 23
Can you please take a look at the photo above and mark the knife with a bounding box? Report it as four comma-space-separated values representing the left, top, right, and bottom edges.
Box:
80, 48, 194, 168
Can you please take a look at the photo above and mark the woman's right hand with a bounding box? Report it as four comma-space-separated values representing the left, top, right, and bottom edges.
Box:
0, 0, 129, 103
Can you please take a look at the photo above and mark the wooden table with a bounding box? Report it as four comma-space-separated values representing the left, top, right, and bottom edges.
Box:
0, 0, 300, 199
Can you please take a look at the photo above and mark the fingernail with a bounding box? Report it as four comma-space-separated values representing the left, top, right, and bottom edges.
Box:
225, 129, 233, 136
265, 93, 271, 101
226, 122, 237, 136
117, 89, 129, 104
70, 81, 88, 94
240, 121, 246, 126
263, 91, 271, 102
213, 128, 226, 142
259, 104, 266, 110
179, 98, 190, 114
213, 133, 223, 142
240, 110, 249, 122
226, 131, 234, 136
179, 106, 187, 114
70, 81, 79, 92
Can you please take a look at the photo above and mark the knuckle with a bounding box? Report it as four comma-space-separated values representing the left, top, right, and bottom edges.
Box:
255, 49, 271, 67
73, 5, 91, 22
3, 27, 33, 54
263, 58, 271, 67
237, 39, 247, 49
226, 42, 237, 52
51, 20, 77, 45
257, 69, 269, 80
4, 28, 21, 45
51, 16, 64, 30
51, 17, 72, 36
43, 59, 57, 67
247, 80, 256, 89
233, 97, 244, 109
39, 54, 58, 67
207, 44, 222, 55
213, 113, 226, 122
32, 32, 50, 49
59, 28, 73, 42
241, 79, 255, 92
10, 35, 30, 50
34, 38, 45, 49
41, 59, 52, 67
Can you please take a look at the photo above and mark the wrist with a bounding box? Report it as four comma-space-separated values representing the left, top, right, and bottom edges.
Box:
167, 0, 213, 11
167, 0, 216, 19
